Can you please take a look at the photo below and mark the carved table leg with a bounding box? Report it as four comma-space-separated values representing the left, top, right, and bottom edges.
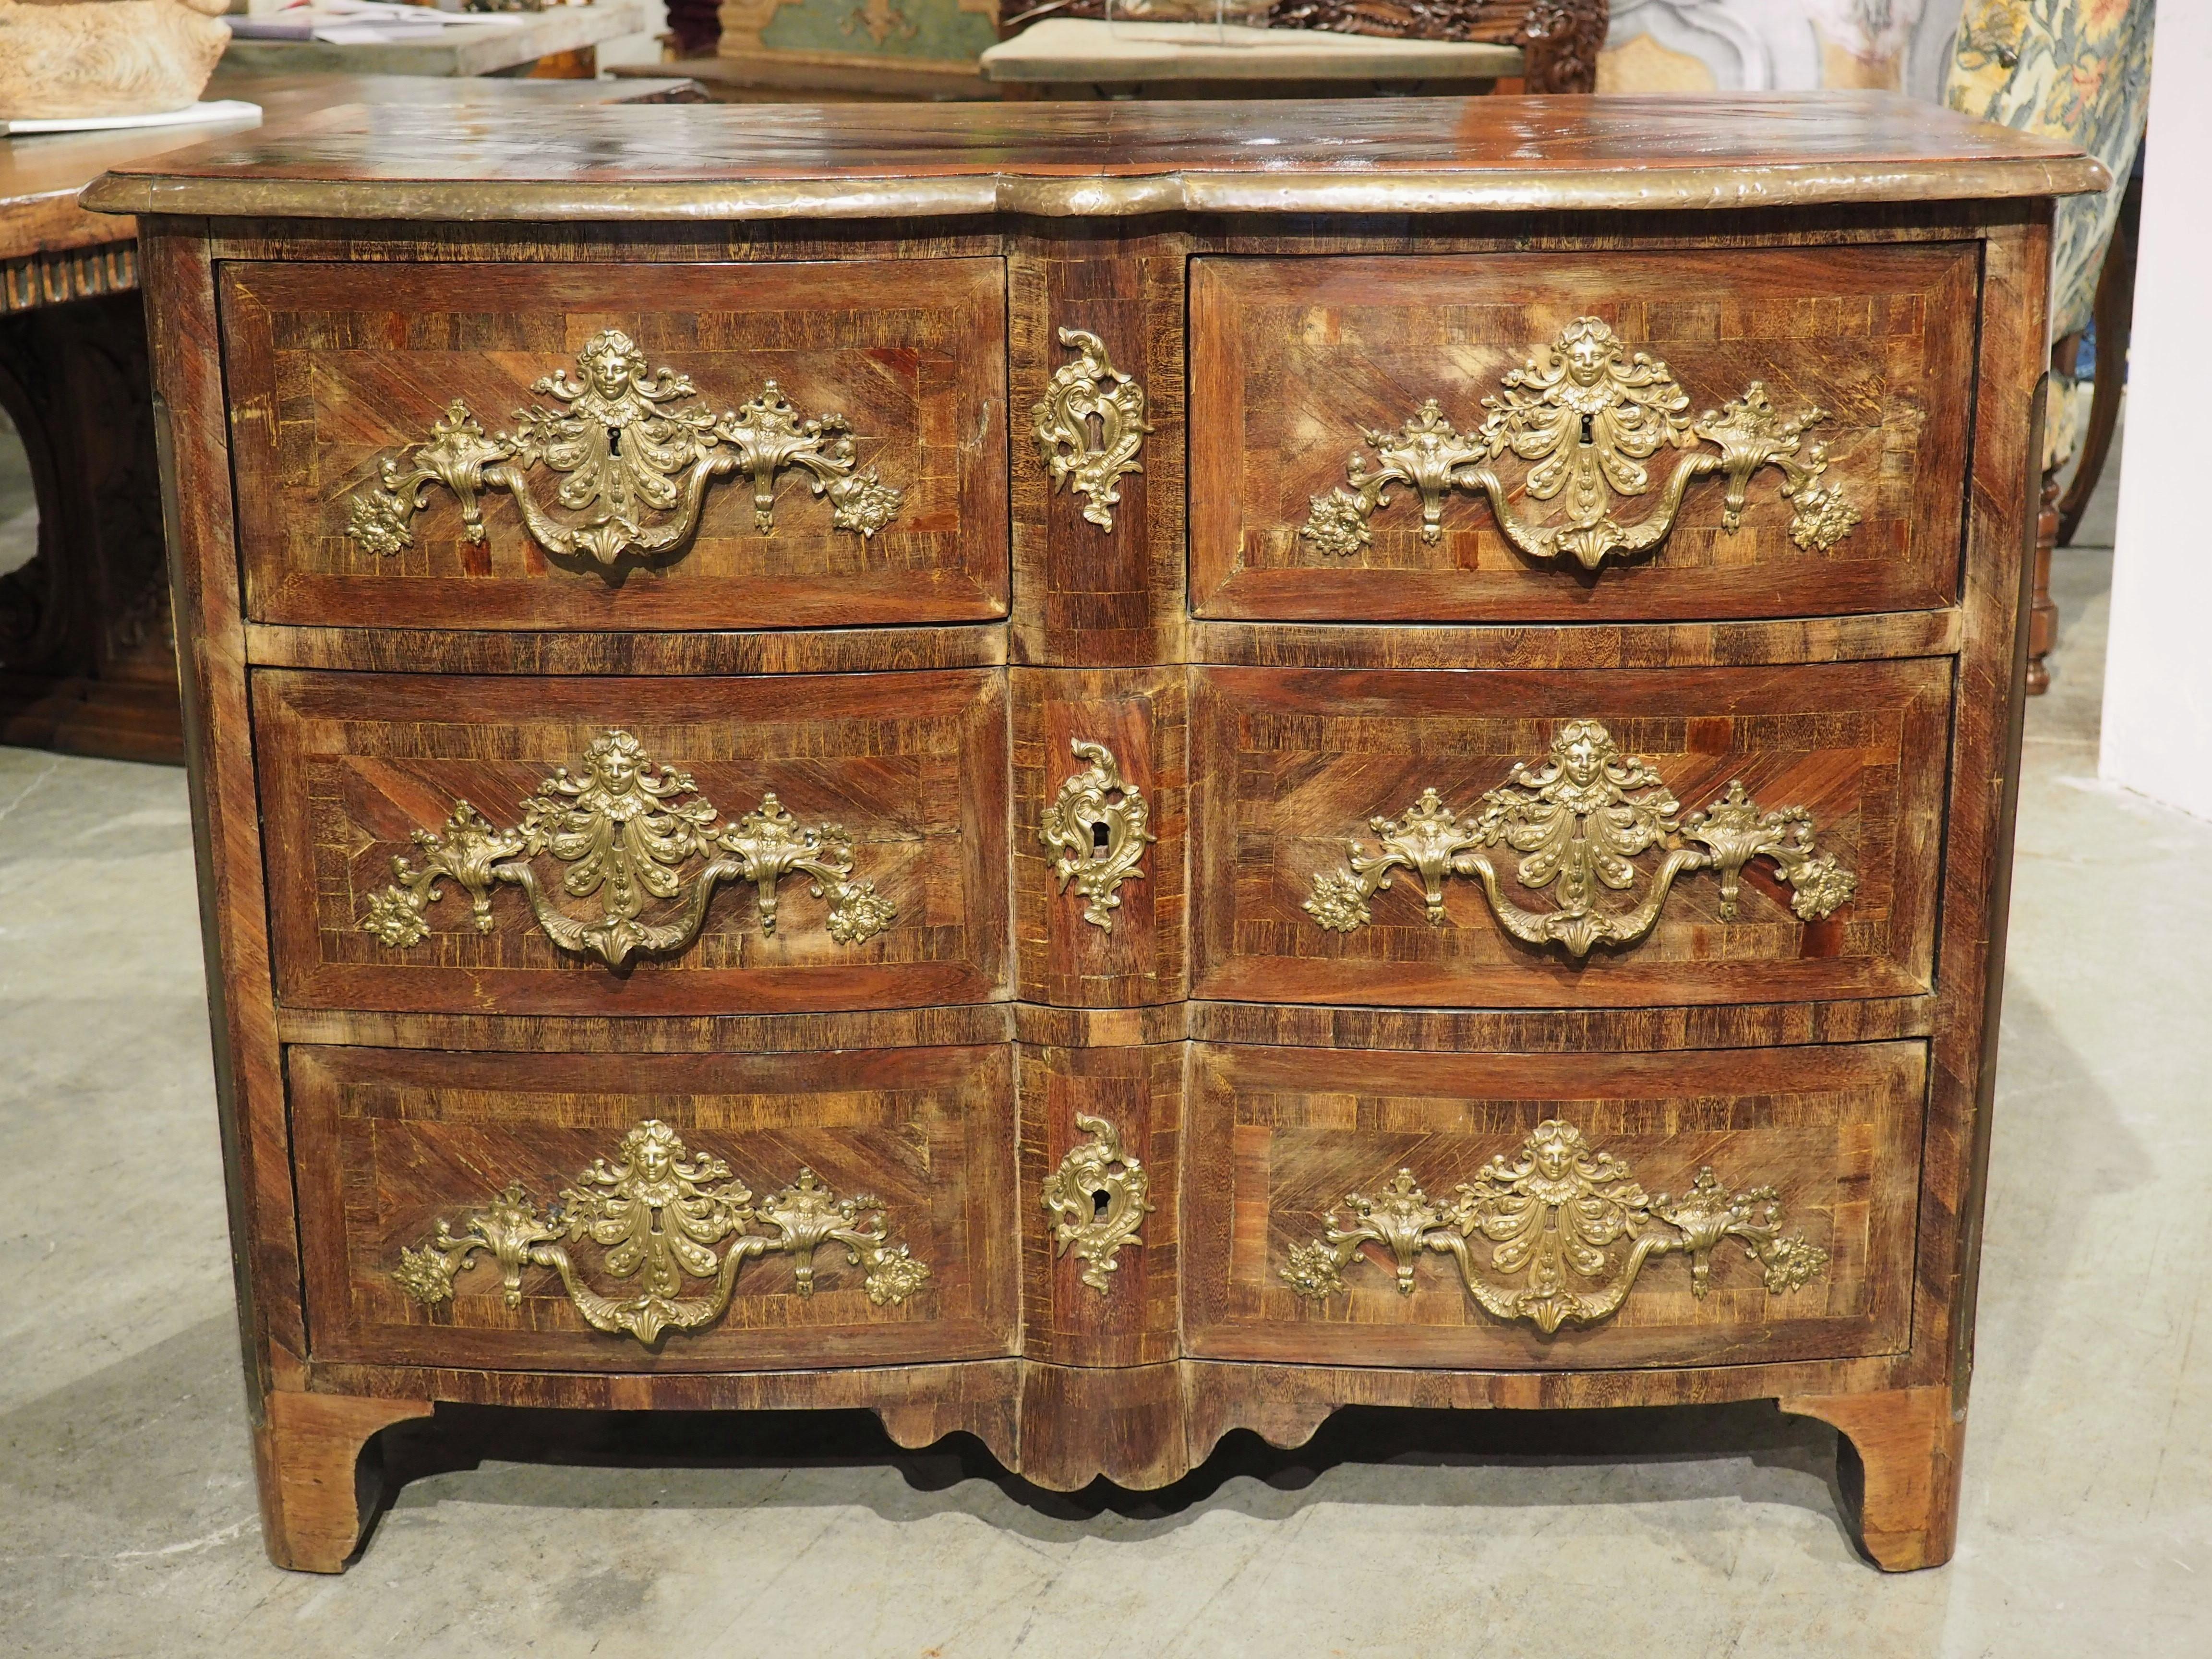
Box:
255, 1392, 433, 1573
1780, 1385, 1965, 1571
2026, 469, 2060, 695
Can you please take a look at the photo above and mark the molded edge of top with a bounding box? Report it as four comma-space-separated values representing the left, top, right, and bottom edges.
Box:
82, 156, 2111, 223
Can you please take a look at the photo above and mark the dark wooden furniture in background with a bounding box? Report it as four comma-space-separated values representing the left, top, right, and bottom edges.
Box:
0, 72, 697, 763
88, 94, 2099, 1576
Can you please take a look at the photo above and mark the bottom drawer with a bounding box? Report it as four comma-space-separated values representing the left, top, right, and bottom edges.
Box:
1184, 1040, 1923, 1368
293, 1044, 1016, 1370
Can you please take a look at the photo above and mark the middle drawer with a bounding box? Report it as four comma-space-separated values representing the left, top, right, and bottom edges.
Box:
254, 668, 1010, 1015
1190, 658, 1950, 1008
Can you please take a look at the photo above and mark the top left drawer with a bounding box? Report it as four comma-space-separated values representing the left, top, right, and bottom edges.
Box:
219, 259, 1008, 631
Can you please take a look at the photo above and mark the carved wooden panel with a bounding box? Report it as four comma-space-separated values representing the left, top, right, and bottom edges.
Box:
1012, 666, 1186, 1008
292, 1044, 1017, 1371
1190, 660, 1948, 1008
255, 668, 1009, 1014
1190, 246, 1977, 621
1018, 1042, 1182, 1368
1184, 1040, 1923, 1368
220, 259, 1008, 630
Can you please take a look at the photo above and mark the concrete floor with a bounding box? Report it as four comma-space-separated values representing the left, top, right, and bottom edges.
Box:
3, 478, 2207, 1655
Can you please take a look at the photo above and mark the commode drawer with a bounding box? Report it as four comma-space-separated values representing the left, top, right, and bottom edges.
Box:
292, 1044, 1017, 1371
1183, 1041, 1922, 1368
1190, 659, 1948, 1008
254, 668, 1009, 1014
220, 258, 1007, 630
1189, 246, 1975, 622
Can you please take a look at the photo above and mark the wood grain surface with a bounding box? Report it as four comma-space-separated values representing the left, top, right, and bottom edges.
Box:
1012, 666, 1187, 1007
1010, 233, 1187, 666
1190, 660, 1950, 1008
291, 1044, 1018, 1371
254, 668, 1010, 1014
221, 260, 1008, 631
142, 223, 309, 1410
1018, 1041, 1183, 1368
115, 107, 2068, 1571
1191, 245, 1975, 622
82, 94, 2106, 222
1184, 1041, 1925, 1369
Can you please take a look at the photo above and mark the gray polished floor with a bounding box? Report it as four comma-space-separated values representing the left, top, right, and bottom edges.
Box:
2, 465, 2205, 1655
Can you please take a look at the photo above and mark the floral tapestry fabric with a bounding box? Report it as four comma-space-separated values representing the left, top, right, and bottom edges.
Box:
1945, 0, 2155, 338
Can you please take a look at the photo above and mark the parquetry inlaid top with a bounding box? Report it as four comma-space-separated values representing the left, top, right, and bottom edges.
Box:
80, 92, 2105, 222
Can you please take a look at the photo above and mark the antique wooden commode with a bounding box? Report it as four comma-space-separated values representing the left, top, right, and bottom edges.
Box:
87, 95, 2101, 1574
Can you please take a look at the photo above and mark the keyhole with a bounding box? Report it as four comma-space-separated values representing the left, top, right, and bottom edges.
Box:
1090, 819, 1111, 861
608, 425, 623, 456
1091, 1187, 1111, 1218
1579, 412, 1594, 445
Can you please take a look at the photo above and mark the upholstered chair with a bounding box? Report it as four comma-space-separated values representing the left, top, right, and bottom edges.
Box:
1945, 0, 2154, 692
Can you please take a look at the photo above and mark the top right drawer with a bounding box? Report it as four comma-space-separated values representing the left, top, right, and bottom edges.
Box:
1189, 245, 1978, 623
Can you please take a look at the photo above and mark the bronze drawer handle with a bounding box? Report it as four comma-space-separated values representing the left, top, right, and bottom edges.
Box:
1037, 738, 1155, 931
1033, 326, 1153, 533
360, 728, 896, 969
1299, 317, 1859, 571
394, 1119, 930, 1346
1282, 1119, 1827, 1335
346, 329, 903, 566
1304, 718, 1854, 959
1041, 1113, 1154, 1295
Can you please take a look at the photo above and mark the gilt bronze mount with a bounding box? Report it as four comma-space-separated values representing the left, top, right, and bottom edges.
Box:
1300, 317, 1860, 571
1303, 719, 1856, 959
1282, 1120, 1828, 1335
394, 1119, 930, 1346
346, 329, 903, 567
360, 728, 896, 969
1033, 326, 1152, 533
1041, 1113, 1154, 1295
1036, 738, 1155, 931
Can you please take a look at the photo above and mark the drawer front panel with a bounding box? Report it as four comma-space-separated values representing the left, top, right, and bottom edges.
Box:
257, 669, 1009, 1014
293, 1045, 1017, 1370
1012, 666, 1188, 1008
1190, 247, 1975, 622
222, 259, 1008, 630
1190, 661, 1948, 1008
1185, 1041, 1922, 1367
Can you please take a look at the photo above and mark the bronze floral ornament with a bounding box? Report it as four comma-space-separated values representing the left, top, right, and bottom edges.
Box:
394, 1119, 930, 1347
1040, 1114, 1154, 1295
1300, 317, 1859, 570
1036, 739, 1155, 931
1282, 1120, 1828, 1335
361, 729, 896, 969
1032, 326, 1152, 533
347, 329, 903, 567
1303, 719, 1855, 959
